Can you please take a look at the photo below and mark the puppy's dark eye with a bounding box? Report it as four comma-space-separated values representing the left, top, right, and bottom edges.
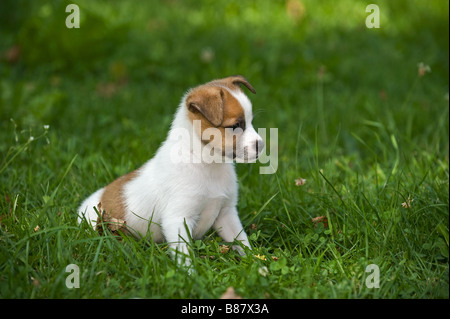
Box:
225, 117, 245, 131
226, 122, 240, 130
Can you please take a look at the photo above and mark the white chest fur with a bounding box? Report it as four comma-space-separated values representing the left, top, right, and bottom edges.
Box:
122, 153, 238, 240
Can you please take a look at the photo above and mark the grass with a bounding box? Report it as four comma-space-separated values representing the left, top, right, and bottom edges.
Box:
0, 0, 448, 299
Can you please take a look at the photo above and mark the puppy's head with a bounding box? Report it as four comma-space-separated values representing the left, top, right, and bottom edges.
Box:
186, 75, 264, 162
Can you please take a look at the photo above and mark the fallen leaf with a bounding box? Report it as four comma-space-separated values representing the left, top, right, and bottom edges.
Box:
311, 216, 328, 228
220, 287, 242, 299
255, 254, 267, 261
96, 202, 128, 237
108, 217, 128, 232
401, 195, 414, 209
219, 245, 230, 254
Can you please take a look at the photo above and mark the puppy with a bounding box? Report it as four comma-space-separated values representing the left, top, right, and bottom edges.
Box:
78, 75, 264, 266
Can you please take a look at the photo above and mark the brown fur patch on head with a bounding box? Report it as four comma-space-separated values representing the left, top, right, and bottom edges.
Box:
99, 170, 138, 220
186, 83, 245, 157
185, 75, 254, 129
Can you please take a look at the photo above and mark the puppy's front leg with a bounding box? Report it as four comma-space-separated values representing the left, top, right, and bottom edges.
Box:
162, 218, 195, 267
213, 206, 251, 255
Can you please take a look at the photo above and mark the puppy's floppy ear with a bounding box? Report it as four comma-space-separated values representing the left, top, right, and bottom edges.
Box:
186, 85, 224, 127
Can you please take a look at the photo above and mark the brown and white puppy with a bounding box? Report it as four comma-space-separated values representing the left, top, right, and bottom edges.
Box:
78, 75, 264, 266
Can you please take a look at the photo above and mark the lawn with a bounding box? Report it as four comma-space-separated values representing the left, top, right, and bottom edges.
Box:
0, 0, 448, 299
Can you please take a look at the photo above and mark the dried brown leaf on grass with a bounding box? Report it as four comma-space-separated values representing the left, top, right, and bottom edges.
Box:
220, 287, 242, 299
295, 177, 306, 186
95, 202, 128, 238
401, 195, 414, 208
311, 215, 328, 228
219, 245, 230, 254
